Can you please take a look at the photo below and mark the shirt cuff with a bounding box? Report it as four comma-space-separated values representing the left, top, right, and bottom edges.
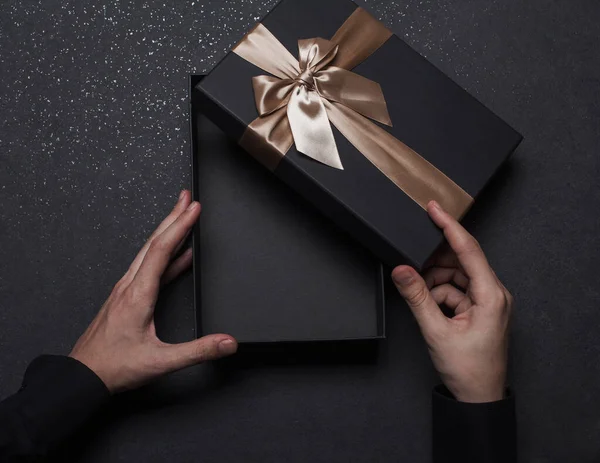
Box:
432, 385, 516, 463
18, 355, 110, 452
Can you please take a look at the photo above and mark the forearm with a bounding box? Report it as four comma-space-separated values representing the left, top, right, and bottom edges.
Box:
0, 355, 110, 462
432, 385, 516, 463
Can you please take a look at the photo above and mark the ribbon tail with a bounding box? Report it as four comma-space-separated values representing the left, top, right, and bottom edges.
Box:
315, 66, 392, 126
233, 23, 300, 79
324, 100, 473, 218
287, 86, 343, 170
330, 8, 393, 70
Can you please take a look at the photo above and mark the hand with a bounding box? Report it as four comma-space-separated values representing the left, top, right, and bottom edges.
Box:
392, 201, 513, 403
69, 190, 237, 393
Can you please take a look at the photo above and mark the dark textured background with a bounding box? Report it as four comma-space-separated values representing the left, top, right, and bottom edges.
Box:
1, 0, 599, 462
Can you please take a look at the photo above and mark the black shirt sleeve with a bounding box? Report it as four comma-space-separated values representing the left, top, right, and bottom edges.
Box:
0, 355, 110, 462
432, 385, 516, 463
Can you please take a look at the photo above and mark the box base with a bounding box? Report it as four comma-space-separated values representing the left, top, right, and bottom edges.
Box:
190, 75, 385, 344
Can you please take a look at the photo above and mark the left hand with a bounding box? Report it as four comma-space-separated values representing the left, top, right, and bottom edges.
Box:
69, 190, 237, 393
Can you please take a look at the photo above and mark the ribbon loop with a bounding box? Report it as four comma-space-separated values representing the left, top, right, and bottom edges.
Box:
252, 76, 296, 116
298, 38, 339, 73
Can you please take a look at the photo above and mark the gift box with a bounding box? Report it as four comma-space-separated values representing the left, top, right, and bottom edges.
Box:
194, 0, 522, 270
189, 75, 385, 344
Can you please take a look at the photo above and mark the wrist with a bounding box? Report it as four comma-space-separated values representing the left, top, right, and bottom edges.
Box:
451, 385, 505, 403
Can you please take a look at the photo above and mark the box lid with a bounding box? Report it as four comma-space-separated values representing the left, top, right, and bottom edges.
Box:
196, 0, 523, 269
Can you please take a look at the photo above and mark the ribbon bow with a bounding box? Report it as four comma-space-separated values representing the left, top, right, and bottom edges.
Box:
233, 8, 473, 218
249, 36, 392, 169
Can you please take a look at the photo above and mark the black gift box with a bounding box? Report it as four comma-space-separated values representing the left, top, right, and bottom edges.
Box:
189, 75, 385, 344
194, 0, 523, 270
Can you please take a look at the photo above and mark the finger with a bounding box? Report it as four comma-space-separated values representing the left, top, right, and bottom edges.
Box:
427, 201, 497, 287
430, 284, 471, 314
173, 228, 192, 257
160, 334, 238, 372
123, 190, 191, 284
134, 202, 201, 287
424, 267, 469, 290
391, 266, 447, 335
161, 248, 193, 286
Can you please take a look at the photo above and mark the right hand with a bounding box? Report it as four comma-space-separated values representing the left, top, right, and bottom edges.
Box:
392, 201, 513, 403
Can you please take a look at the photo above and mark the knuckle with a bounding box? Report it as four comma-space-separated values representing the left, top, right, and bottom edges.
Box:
409, 284, 429, 307
193, 341, 213, 362
167, 209, 180, 220
146, 230, 160, 243
149, 236, 169, 253
461, 237, 482, 255
163, 209, 181, 223
112, 279, 125, 294
123, 284, 148, 305
104, 306, 123, 324
504, 290, 514, 312
489, 289, 509, 313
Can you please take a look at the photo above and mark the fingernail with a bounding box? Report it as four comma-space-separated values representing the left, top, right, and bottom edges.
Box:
187, 201, 199, 212
179, 190, 186, 201
218, 339, 237, 356
392, 268, 414, 286
429, 200, 441, 211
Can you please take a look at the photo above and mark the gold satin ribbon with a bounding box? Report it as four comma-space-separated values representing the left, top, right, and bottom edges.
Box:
233, 7, 473, 218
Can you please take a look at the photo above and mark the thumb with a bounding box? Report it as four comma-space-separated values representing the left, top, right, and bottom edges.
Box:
161, 334, 238, 372
392, 266, 446, 334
